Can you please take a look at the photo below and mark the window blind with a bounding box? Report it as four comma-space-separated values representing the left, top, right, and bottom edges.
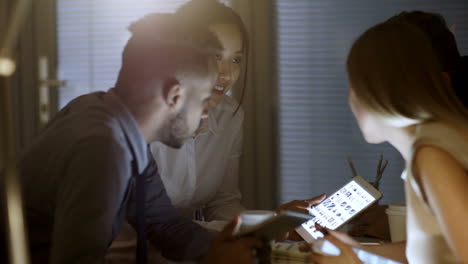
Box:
57, 0, 190, 108
275, 0, 468, 204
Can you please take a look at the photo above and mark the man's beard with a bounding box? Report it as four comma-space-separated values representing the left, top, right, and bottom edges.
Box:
157, 110, 192, 149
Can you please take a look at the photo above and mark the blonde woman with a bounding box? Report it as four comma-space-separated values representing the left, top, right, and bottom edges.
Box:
310, 22, 468, 264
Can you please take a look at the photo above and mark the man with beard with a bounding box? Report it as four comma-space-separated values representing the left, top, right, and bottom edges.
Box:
3, 13, 260, 264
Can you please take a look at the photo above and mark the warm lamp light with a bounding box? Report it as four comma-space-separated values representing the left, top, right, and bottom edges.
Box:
0, 51, 16, 77
1, 0, 32, 263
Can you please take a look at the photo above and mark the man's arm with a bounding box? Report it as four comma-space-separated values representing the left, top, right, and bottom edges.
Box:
51, 136, 131, 264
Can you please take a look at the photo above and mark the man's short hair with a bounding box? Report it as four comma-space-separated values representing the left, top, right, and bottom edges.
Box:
118, 13, 221, 87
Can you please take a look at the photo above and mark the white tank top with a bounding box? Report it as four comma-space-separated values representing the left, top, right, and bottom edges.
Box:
402, 122, 468, 263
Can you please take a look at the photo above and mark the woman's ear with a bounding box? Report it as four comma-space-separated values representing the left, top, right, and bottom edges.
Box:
162, 77, 182, 109
442, 72, 452, 90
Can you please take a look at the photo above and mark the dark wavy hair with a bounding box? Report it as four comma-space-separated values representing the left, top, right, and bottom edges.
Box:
386, 11, 467, 108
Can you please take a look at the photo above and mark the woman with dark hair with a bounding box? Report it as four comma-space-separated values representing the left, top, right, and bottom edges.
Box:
153, 0, 323, 233
149, 0, 250, 231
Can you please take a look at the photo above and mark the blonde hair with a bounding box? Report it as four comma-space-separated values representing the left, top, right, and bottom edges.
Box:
346, 22, 468, 127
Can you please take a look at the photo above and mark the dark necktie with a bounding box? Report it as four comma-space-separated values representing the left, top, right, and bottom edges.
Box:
135, 156, 157, 264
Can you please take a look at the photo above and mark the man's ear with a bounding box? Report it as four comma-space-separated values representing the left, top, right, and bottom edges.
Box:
162, 77, 182, 110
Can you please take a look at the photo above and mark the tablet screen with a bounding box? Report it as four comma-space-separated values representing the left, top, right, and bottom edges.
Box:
301, 180, 377, 239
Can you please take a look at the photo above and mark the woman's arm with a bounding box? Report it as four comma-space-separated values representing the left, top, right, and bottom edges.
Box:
414, 146, 468, 262
361, 242, 407, 263
308, 232, 407, 264
321, 229, 407, 263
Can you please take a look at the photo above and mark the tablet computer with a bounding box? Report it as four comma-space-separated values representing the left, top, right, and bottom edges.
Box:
297, 176, 382, 242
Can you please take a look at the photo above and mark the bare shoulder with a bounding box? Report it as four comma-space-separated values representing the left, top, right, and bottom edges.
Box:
414, 146, 462, 173
413, 145, 467, 188
415, 146, 455, 162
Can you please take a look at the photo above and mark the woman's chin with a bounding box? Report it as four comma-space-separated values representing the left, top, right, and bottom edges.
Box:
364, 135, 385, 144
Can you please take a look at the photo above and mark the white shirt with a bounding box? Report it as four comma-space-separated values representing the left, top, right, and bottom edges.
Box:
151, 95, 246, 225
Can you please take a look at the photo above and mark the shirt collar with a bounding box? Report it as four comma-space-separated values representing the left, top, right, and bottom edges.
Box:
195, 106, 219, 137
104, 89, 149, 173
206, 108, 219, 135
